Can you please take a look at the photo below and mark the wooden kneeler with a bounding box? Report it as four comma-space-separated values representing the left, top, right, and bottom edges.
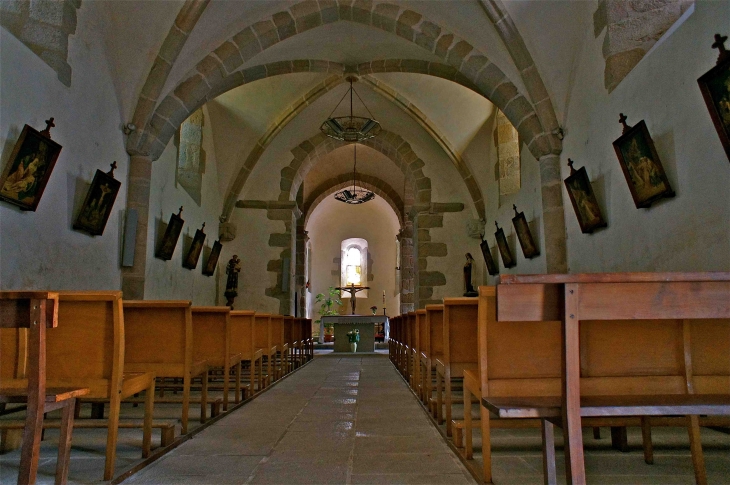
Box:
0, 291, 89, 485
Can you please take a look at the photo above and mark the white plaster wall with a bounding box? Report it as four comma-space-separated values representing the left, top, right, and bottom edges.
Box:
0, 11, 128, 290
144, 105, 223, 304
306, 196, 399, 318
560, 1, 730, 273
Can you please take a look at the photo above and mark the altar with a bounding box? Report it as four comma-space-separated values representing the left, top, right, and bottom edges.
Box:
321, 315, 389, 353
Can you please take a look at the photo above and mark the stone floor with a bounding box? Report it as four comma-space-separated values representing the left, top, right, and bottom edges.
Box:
124, 355, 475, 484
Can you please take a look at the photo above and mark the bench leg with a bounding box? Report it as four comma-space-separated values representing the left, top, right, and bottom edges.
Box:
201, 371, 209, 423
592, 427, 601, 440
182, 373, 191, 435
541, 420, 557, 485
104, 395, 121, 481
55, 398, 75, 485
464, 386, 473, 459
142, 380, 154, 458
235, 362, 242, 404
445, 371, 453, 437
687, 415, 707, 485
480, 403, 492, 484
610, 426, 629, 452
19, 393, 44, 485
223, 365, 230, 411
436, 372, 444, 424
641, 417, 653, 465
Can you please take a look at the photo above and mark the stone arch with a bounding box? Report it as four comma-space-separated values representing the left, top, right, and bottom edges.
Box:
126, 1, 562, 161
303, 173, 405, 227
278, 129, 432, 211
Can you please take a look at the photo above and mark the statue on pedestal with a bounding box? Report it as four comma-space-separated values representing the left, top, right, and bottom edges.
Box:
224, 255, 241, 307
463, 252, 478, 297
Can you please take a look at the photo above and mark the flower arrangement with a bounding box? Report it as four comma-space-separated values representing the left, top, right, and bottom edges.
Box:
370, 305, 378, 315
346, 329, 360, 343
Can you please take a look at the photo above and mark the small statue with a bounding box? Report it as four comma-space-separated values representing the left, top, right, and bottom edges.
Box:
463, 252, 478, 297
224, 255, 241, 307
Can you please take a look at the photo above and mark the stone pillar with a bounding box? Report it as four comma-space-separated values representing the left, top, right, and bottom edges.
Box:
399, 218, 415, 314
121, 156, 153, 299
539, 154, 568, 274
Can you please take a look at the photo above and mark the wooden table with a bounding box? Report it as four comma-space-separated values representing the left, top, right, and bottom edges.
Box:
497, 272, 730, 484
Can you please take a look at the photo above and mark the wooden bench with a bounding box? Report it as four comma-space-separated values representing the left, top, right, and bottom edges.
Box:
123, 300, 209, 434
283, 316, 295, 375
439, 298, 478, 438
405, 312, 415, 385
388, 315, 400, 368
424, 304, 444, 421
230, 310, 264, 395
0, 291, 89, 485
3, 292, 157, 481
254, 314, 273, 388
190, 307, 241, 411
270, 315, 287, 380
489, 272, 730, 485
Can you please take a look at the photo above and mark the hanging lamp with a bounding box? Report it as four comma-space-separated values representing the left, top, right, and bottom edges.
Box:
334, 143, 375, 204
321, 76, 381, 142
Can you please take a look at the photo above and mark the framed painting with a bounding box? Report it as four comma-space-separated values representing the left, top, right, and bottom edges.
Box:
613, 114, 675, 208
511, 205, 540, 259
155, 207, 184, 260
564, 159, 607, 234
73, 162, 121, 236
183, 222, 206, 270
479, 235, 499, 276
494, 221, 515, 268
0, 119, 62, 211
202, 239, 222, 276
697, 34, 730, 162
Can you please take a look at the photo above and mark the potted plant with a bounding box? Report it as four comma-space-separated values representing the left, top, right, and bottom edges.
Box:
347, 329, 360, 352
370, 305, 378, 315
315, 286, 342, 344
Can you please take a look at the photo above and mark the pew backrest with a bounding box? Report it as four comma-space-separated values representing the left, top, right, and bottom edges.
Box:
443, 298, 478, 378
270, 315, 285, 349
230, 310, 256, 360
123, 300, 192, 367
190, 306, 231, 367
254, 314, 272, 352
426, 304, 444, 359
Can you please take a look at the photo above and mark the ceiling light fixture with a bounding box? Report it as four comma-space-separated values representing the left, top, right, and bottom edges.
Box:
321, 76, 381, 142
334, 143, 375, 205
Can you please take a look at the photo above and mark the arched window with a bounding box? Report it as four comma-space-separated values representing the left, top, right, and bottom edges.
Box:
341, 238, 368, 297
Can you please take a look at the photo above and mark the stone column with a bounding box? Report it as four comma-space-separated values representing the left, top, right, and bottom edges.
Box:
399, 217, 415, 314
121, 156, 153, 299
539, 154, 568, 274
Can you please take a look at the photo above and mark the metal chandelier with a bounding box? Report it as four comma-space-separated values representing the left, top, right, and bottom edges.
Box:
334, 143, 375, 205
320, 76, 381, 142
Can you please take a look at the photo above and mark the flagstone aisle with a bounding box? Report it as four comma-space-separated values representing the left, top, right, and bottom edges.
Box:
125, 355, 476, 484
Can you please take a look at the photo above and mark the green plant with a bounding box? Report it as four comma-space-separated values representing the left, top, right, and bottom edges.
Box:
314, 286, 343, 327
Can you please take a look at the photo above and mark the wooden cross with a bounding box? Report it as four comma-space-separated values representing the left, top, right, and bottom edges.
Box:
107, 161, 118, 177
567, 158, 576, 174
712, 33, 729, 63
513, 204, 519, 216
177, 206, 183, 217
495, 220, 500, 230
619, 113, 630, 134
40, 117, 55, 139
200, 222, 206, 231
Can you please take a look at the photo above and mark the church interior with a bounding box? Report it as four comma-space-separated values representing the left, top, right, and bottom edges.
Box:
0, 0, 729, 484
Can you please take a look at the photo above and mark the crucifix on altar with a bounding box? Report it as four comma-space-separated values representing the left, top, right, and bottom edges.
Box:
335, 283, 370, 314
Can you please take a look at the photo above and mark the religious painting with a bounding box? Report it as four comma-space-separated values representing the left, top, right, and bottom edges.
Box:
511, 205, 540, 259
613, 115, 675, 208
73, 162, 121, 236
479, 236, 499, 276
564, 159, 607, 234
494, 221, 516, 268
202, 240, 222, 276
697, 34, 730, 162
0, 120, 62, 211
183, 223, 206, 270
155, 207, 184, 260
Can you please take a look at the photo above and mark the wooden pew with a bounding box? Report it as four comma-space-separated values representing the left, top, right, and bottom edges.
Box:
405, 312, 415, 385
283, 316, 295, 374
425, 304, 444, 421
254, 314, 273, 388
0, 291, 89, 485
486, 272, 730, 485
230, 311, 263, 396
270, 315, 287, 380
388, 315, 397, 365
440, 298, 479, 437
190, 307, 241, 411
415, 309, 427, 400
301, 318, 313, 362
124, 300, 209, 434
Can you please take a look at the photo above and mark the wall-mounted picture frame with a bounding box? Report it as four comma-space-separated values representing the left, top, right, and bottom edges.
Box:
564, 159, 608, 234
183, 222, 206, 270
494, 221, 515, 268
0, 119, 62, 211
202, 240, 222, 276
155, 207, 184, 260
613, 114, 675, 208
511, 205, 540, 259
73, 162, 121, 236
479, 234, 499, 276
697, 33, 730, 162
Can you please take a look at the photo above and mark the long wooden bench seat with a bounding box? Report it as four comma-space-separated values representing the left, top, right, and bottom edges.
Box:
254, 314, 273, 388
123, 300, 209, 434
270, 315, 288, 380
1, 291, 89, 485
490, 273, 730, 485
230, 310, 264, 395
191, 307, 241, 411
